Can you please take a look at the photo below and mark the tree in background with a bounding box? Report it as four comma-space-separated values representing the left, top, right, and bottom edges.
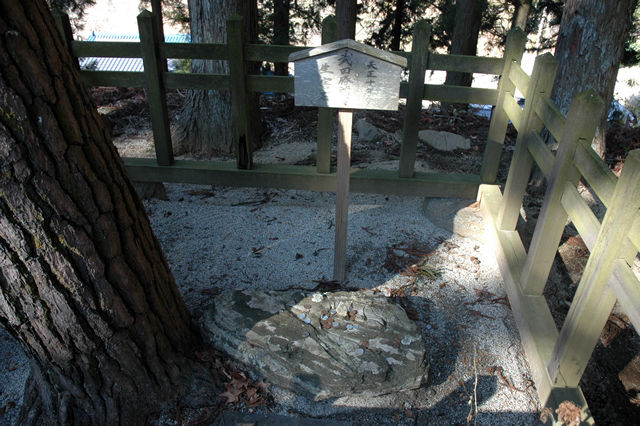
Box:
444, 0, 486, 88
510, 0, 531, 30
46, 0, 94, 31
0, 1, 217, 423
257, 0, 290, 74
272, 0, 289, 75
366, 0, 431, 50
551, 0, 638, 158
336, 0, 357, 39
175, 0, 260, 157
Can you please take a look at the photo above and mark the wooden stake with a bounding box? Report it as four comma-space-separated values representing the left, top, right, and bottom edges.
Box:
333, 109, 354, 281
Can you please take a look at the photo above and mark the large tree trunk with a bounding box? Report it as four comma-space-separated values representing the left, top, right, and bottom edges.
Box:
336, 0, 357, 40
444, 0, 485, 88
175, 0, 259, 157
273, 0, 290, 76
551, 0, 637, 158
0, 2, 216, 424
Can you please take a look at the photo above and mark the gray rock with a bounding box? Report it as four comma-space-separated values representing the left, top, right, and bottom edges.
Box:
418, 129, 470, 151
201, 289, 428, 400
355, 118, 382, 142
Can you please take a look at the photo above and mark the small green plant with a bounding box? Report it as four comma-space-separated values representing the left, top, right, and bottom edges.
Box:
415, 260, 441, 280
172, 58, 192, 73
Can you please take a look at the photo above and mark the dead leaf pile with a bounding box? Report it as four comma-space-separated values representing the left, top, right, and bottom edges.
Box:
599, 313, 630, 347
194, 348, 271, 408
219, 370, 270, 407
383, 242, 433, 273
555, 400, 582, 426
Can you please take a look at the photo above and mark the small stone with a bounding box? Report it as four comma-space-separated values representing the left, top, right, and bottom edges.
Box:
321, 315, 329, 320
312, 293, 323, 303
330, 309, 337, 315
356, 348, 365, 356
304, 318, 311, 324
401, 335, 413, 345
418, 129, 470, 151
303, 332, 310, 337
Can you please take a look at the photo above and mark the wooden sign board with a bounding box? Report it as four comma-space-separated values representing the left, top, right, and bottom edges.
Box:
289, 40, 407, 111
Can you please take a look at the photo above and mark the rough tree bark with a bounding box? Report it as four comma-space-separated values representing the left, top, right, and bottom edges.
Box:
444, 0, 485, 88
175, 0, 259, 156
336, 0, 357, 39
0, 1, 216, 424
273, 0, 289, 76
390, 0, 405, 51
551, 0, 637, 158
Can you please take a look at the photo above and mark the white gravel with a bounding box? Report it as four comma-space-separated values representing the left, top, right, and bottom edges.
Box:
147, 183, 541, 424
0, 182, 541, 424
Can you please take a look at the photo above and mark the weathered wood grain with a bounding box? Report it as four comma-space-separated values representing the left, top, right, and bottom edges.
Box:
480, 28, 526, 183
138, 10, 173, 166
399, 20, 431, 178
497, 54, 557, 230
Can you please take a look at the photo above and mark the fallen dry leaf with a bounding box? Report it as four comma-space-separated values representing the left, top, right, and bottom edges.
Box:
556, 400, 581, 426
256, 379, 270, 392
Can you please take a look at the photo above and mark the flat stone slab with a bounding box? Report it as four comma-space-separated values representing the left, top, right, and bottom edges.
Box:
418, 129, 470, 151
201, 290, 428, 400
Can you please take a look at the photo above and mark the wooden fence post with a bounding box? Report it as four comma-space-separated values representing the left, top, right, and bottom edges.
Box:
138, 10, 174, 166
547, 150, 640, 386
520, 90, 603, 296
150, 0, 168, 72
316, 16, 338, 174
227, 15, 254, 170
497, 53, 557, 230
398, 20, 431, 178
480, 28, 526, 183
52, 11, 79, 69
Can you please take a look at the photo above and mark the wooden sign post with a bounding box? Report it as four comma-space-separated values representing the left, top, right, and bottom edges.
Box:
290, 40, 407, 281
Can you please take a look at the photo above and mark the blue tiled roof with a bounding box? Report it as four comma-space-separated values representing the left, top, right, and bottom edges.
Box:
79, 33, 190, 72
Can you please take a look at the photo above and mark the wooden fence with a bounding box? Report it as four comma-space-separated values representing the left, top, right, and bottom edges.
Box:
54, 10, 527, 199
479, 52, 640, 422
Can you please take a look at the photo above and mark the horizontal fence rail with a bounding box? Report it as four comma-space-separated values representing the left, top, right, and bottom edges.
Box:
480, 49, 640, 423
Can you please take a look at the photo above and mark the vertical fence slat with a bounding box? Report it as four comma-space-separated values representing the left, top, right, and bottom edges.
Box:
520, 90, 603, 296
52, 11, 79, 69
497, 53, 557, 230
138, 10, 174, 166
398, 20, 431, 178
480, 28, 526, 183
316, 16, 338, 174
547, 150, 640, 386
227, 15, 253, 170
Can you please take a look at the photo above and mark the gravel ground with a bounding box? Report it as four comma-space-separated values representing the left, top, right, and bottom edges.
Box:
148, 184, 541, 424
0, 183, 541, 424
